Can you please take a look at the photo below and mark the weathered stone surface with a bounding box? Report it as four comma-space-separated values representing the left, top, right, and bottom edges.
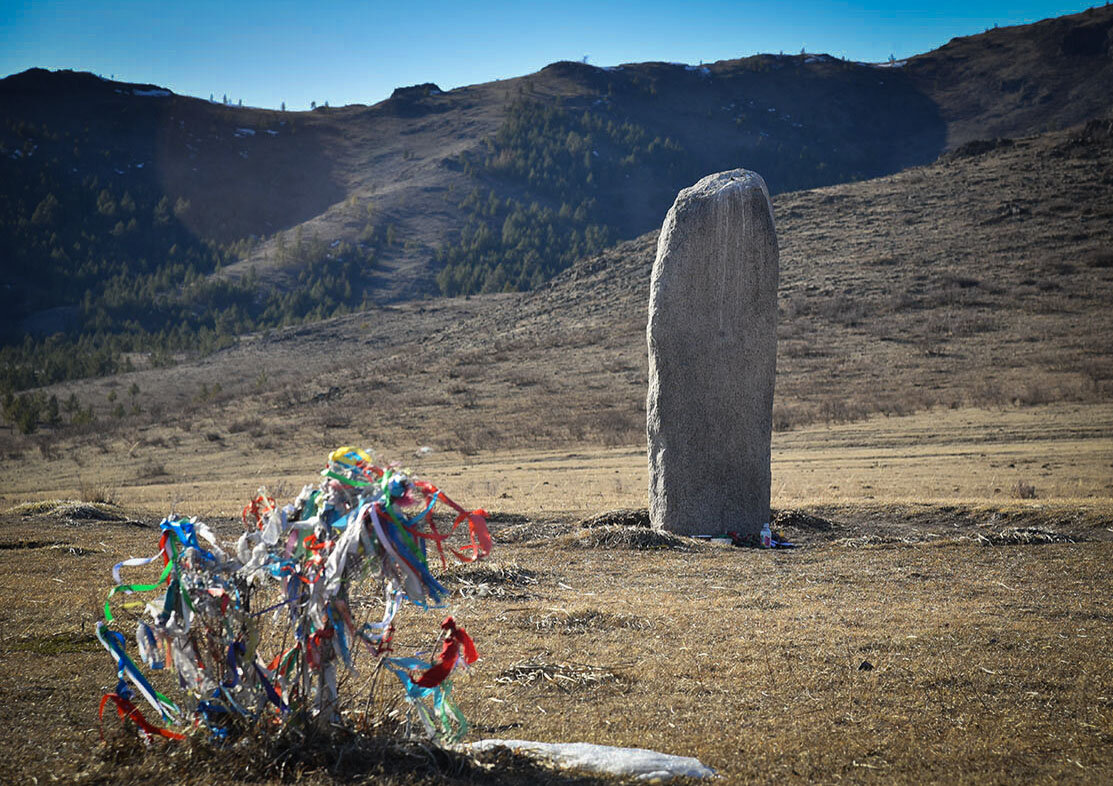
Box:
647, 170, 779, 536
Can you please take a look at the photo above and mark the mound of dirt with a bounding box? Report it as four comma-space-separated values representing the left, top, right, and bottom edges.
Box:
83, 724, 576, 786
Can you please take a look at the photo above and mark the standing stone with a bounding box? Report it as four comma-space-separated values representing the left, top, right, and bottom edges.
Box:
647, 170, 779, 536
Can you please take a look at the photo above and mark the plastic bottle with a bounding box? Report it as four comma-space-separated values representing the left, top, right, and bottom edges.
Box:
760, 522, 772, 548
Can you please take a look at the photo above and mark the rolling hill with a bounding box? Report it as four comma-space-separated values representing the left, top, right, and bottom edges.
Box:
9, 115, 1110, 454
1, 4, 1111, 392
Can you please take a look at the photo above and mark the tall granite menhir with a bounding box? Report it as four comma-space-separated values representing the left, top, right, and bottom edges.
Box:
647, 170, 779, 536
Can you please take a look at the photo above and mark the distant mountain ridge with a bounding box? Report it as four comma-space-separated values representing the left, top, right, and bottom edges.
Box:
1, 5, 1111, 389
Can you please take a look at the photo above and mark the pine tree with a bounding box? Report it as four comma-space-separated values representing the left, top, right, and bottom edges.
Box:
46, 394, 61, 426
96, 189, 116, 216
31, 193, 60, 225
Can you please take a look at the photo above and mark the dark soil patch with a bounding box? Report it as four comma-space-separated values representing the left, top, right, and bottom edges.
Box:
0, 539, 63, 550
7, 631, 99, 656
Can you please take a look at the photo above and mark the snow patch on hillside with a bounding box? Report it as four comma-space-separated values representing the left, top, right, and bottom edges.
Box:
859, 59, 908, 68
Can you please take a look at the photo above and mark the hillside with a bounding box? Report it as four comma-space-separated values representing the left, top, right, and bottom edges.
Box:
908, 5, 1113, 146
5, 117, 1109, 459
1, 4, 1111, 392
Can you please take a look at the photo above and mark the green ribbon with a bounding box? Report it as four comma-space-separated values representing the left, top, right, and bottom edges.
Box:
323, 469, 372, 487
104, 559, 174, 623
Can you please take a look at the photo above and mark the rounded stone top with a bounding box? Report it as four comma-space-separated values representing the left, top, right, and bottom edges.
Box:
672, 169, 771, 213
667, 169, 774, 232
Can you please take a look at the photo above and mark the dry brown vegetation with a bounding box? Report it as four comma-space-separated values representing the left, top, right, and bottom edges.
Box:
6, 119, 1109, 472
1, 500, 1111, 784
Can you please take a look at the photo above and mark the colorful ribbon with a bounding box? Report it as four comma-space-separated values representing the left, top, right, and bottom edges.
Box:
96, 446, 491, 744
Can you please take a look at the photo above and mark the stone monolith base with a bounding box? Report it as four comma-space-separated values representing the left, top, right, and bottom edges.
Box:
647, 170, 779, 536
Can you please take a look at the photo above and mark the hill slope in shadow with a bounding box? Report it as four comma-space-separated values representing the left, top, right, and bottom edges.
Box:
2, 4, 1110, 313
25, 118, 1112, 454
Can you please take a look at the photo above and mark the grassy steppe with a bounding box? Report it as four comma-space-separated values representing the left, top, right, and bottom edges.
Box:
1, 399, 1110, 784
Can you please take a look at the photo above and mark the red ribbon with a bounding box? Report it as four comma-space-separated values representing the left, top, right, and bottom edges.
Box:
410, 481, 492, 564
414, 616, 478, 688
99, 693, 186, 741
242, 494, 277, 530
305, 628, 334, 669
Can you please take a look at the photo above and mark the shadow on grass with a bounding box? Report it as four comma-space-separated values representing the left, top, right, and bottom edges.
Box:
87, 722, 633, 785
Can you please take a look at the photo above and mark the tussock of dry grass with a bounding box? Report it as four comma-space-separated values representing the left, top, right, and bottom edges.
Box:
79, 479, 119, 505
8, 499, 66, 516
578, 509, 650, 528
8, 499, 128, 521
553, 525, 703, 551
509, 609, 654, 635
494, 519, 576, 544
977, 526, 1076, 545
443, 562, 541, 599
495, 658, 630, 693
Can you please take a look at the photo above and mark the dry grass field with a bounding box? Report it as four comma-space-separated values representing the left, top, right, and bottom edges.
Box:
1, 397, 1111, 784
1, 121, 1112, 783
1, 494, 1112, 785
1, 402, 1111, 519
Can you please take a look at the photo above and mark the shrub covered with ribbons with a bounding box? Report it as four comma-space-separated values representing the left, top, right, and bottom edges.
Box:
97, 446, 491, 744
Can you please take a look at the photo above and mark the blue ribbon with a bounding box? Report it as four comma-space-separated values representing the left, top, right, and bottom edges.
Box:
159, 517, 217, 563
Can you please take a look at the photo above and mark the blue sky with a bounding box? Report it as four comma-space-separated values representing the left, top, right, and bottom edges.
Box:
0, 1, 1098, 110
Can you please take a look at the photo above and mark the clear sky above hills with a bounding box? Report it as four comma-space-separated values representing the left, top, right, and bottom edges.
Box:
0, 0, 1099, 110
